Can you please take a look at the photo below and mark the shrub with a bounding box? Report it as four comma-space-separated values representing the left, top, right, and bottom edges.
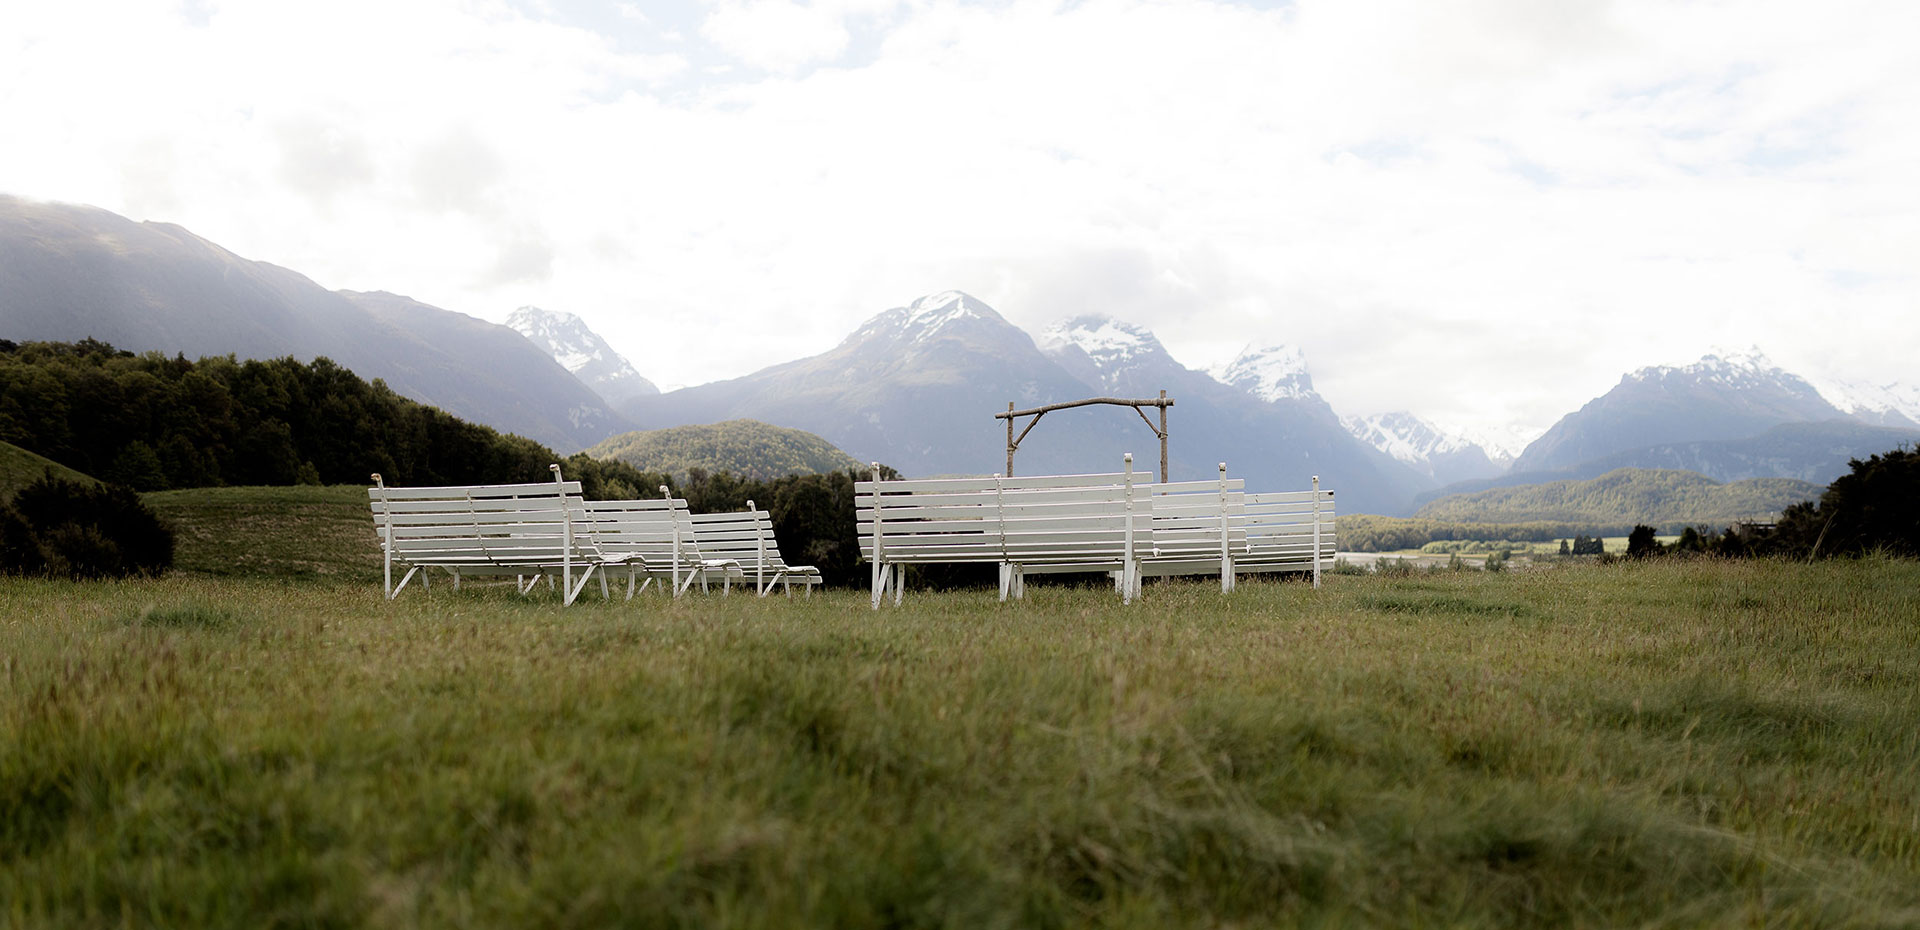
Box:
1, 473, 174, 578
1774, 447, 1919, 558
1627, 525, 1660, 558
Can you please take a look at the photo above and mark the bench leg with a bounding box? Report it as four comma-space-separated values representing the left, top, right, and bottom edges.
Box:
387, 566, 421, 600
563, 564, 597, 607
871, 563, 892, 610
998, 564, 1010, 602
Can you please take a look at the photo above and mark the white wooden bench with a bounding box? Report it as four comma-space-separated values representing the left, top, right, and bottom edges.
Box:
856, 456, 1153, 608
368, 465, 633, 606
1123, 464, 1248, 591
1237, 479, 1336, 586
582, 490, 741, 598
688, 500, 822, 596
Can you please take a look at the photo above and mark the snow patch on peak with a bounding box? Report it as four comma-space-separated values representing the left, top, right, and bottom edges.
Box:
849, 291, 1001, 348
1342, 411, 1476, 465
1209, 342, 1314, 402
1807, 374, 1920, 428
1630, 345, 1781, 384
1038, 315, 1161, 366
902, 290, 983, 332
1703, 344, 1774, 371
508, 306, 603, 371
1452, 424, 1537, 464
508, 305, 583, 329
507, 304, 658, 402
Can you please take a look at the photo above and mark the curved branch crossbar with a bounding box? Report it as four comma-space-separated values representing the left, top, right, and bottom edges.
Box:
996, 391, 1174, 480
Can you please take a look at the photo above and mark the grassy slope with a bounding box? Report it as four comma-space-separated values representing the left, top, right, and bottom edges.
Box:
3, 560, 1918, 927
0, 439, 96, 498
143, 484, 380, 581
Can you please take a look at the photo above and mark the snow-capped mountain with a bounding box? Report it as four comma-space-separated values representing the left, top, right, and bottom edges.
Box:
1511, 347, 1859, 475
507, 306, 659, 407
838, 290, 1023, 357
1341, 411, 1506, 485
1452, 425, 1536, 466
1037, 315, 1179, 394
619, 290, 1092, 480
623, 293, 1434, 513
1808, 375, 1920, 429
1208, 343, 1316, 402
1625, 346, 1827, 395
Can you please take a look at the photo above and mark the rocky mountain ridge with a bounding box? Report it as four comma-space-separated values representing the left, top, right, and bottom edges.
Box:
0, 195, 625, 452
507, 305, 659, 407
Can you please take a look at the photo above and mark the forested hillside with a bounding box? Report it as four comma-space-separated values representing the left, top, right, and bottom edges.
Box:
590, 419, 863, 482
1414, 467, 1819, 527
0, 339, 658, 495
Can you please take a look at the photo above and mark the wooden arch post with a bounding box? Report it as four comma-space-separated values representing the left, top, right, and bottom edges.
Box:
996, 391, 1174, 482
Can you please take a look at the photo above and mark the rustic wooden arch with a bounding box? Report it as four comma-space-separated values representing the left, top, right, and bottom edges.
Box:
996, 390, 1174, 481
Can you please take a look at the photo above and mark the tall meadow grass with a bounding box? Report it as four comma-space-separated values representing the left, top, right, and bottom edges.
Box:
3, 558, 1917, 927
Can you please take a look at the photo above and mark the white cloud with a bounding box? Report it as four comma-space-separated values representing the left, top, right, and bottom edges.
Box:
699, 0, 857, 73
3, 0, 1917, 445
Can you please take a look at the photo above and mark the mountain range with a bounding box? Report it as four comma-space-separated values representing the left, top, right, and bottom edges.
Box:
5, 196, 1914, 516
618, 293, 1429, 514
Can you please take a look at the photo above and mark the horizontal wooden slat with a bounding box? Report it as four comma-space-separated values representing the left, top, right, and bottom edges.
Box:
859, 484, 1140, 509
370, 481, 581, 501
856, 472, 1132, 494
377, 500, 575, 517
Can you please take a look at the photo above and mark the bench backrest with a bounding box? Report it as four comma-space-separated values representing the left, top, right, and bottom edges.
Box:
1241, 489, 1337, 566
368, 478, 597, 567
857, 471, 1150, 566
579, 496, 695, 568
687, 506, 785, 571
1143, 475, 1245, 561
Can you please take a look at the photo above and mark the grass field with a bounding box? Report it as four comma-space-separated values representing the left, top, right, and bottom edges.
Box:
5, 550, 1919, 927
144, 485, 382, 582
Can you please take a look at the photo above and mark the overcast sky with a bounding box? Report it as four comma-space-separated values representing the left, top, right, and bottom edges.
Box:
5, 0, 1916, 451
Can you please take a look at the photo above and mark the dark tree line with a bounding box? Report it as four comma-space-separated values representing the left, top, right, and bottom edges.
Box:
0, 339, 578, 490
1622, 448, 1917, 560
